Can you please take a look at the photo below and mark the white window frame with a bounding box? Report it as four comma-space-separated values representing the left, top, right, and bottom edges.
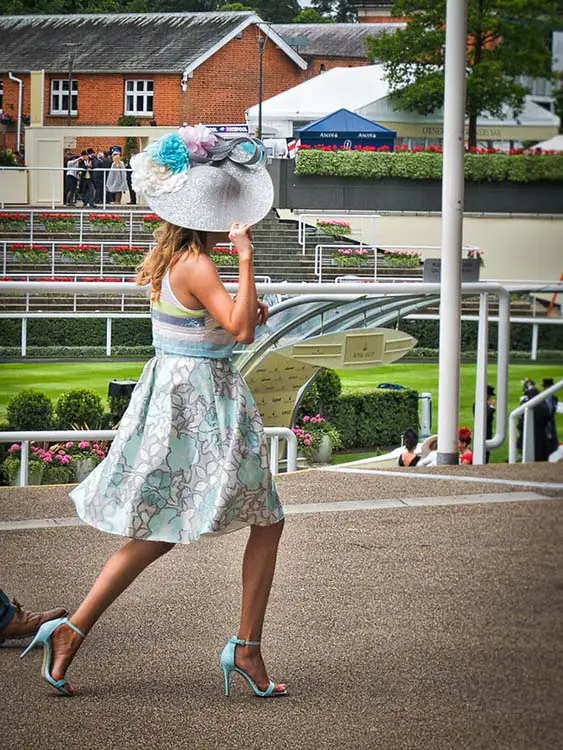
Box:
50, 79, 78, 116
124, 79, 154, 117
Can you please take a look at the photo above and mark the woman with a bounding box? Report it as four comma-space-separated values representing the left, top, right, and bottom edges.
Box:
105, 151, 128, 204
458, 427, 473, 464
398, 427, 420, 467
21, 126, 287, 699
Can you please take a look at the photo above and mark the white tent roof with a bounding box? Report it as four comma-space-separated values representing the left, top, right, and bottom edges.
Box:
246, 65, 389, 122
247, 65, 560, 131
533, 134, 563, 150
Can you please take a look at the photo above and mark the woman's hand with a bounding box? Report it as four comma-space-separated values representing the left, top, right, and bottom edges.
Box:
256, 300, 269, 326
228, 223, 253, 262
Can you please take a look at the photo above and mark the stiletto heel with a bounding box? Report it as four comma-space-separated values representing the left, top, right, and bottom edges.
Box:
20, 617, 85, 697
220, 636, 288, 698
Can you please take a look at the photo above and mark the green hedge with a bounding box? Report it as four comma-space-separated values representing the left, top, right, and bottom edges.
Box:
325, 389, 419, 450
295, 150, 563, 183
400, 319, 563, 353
0, 318, 152, 348
0, 346, 153, 358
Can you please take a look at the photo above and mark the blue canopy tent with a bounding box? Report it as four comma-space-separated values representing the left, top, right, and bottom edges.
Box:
298, 108, 396, 150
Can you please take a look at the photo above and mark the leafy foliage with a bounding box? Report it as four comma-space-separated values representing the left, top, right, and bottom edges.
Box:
55, 388, 105, 429
366, 0, 563, 147
7, 389, 54, 430
295, 149, 563, 182
311, 0, 357, 21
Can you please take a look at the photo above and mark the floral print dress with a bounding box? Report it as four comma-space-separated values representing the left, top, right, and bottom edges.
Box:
70, 273, 283, 544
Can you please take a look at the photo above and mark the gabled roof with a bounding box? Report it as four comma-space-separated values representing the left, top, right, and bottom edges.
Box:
299, 108, 395, 135
0, 12, 307, 74
272, 22, 404, 59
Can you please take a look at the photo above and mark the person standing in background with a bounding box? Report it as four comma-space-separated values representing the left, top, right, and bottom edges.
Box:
542, 378, 559, 456
106, 151, 128, 205
125, 148, 138, 204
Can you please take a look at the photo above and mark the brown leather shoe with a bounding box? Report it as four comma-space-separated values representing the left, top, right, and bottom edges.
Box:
0, 599, 68, 644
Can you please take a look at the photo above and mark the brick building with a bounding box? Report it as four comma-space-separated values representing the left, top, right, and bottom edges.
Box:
0, 11, 309, 152
272, 21, 405, 78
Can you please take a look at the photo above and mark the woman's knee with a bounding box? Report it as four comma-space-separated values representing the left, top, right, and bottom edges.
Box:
251, 518, 284, 542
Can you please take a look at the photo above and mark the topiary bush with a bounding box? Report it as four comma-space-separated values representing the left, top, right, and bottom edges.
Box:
299, 368, 343, 417
56, 388, 105, 429
7, 389, 54, 430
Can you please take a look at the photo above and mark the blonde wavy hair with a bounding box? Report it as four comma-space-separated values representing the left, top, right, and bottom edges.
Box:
136, 221, 208, 299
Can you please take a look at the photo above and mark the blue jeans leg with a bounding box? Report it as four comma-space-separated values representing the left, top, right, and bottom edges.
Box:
0, 589, 16, 631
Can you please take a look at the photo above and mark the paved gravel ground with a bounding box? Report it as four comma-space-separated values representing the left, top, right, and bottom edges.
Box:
1, 463, 561, 523
2, 499, 563, 750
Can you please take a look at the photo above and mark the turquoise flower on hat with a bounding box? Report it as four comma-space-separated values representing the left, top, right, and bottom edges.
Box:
146, 133, 189, 174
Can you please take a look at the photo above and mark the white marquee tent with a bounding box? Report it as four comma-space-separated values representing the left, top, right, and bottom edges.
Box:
246, 65, 560, 145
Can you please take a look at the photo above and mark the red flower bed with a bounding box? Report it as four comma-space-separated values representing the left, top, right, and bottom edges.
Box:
81, 277, 124, 282
142, 214, 159, 221
60, 244, 100, 252
33, 277, 74, 282
0, 212, 28, 220
40, 212, 74, 219
89, 213, 123, 222
9, 243, 49, 253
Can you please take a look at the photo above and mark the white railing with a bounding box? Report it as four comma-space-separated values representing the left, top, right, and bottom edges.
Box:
0, 206, 151, 247
508, 380, 562, 463
2, 280, 562, 462
1, 238, 153, 277
0, 165, 136, 210
314, 244, 378, 282
296, 212, 380, 253
1, 427, 298, 486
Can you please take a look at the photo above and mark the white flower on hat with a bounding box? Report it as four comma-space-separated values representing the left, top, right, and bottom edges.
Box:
130, 151, 189, 197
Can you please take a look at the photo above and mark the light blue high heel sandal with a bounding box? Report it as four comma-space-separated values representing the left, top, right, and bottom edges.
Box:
220, 636, 288, 698
20, 616, 86, 697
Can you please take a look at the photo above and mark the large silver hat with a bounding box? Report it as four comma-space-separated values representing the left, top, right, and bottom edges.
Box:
131, 126, 273, 232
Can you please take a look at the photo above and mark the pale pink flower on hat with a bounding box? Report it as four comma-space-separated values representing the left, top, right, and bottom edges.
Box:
178, 123, 218, 157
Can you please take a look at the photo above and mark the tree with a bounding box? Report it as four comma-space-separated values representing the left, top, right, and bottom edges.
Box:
311, 0, 356, 22
250, 0, 299, 22
293, 8, 332, 23
218, 2, 255, 9
366, 0, 563, 148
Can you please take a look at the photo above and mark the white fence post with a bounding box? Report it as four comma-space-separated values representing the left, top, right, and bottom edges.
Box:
21, 317, 27, 357
531, 323, 539, 361
473, 292, 489, 464
19, 440, 29, 487
106, 317, 112, 357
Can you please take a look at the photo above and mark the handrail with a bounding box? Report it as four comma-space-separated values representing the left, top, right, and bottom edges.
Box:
0, 427, 297, 486
508, 380, 562, 463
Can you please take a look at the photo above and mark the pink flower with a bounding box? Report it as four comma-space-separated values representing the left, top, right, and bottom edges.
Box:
65, 441, 73, 448
304, 439, 311, 446
305, 434, 312, 440
178, 124, 218, 158
78, 441, 90, 449
95, 449, 105, 457
303, 416, 310, 423
8, 443, 21, 453
43, 454, 53, 463
311, 417, 318, 423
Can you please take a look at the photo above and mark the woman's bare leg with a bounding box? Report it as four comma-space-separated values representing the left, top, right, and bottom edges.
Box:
235, 519, 285, 692
49, 539, 174, 688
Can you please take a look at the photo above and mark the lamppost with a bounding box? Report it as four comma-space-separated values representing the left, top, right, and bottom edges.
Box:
256, 26, 266, 139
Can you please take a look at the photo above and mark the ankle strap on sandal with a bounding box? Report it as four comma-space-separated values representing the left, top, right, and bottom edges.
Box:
230, 636, 261, 647
65, 619, 86, 639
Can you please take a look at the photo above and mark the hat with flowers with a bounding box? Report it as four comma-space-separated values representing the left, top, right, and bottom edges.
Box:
131, 124, 273, 232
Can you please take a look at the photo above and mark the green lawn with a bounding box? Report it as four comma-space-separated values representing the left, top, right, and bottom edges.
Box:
335, 362, 563, 463
0, 361, 561, 463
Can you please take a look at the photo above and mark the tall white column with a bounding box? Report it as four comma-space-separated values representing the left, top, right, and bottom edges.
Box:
437, 0, 468, 464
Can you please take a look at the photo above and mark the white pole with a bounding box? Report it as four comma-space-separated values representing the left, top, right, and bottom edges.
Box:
436, 0, 468, 464
531, 323, 538, 361
473, 292, 488, 464
106, 317, 112, 357
19, 440, 29, 487
21, 317, 27, 357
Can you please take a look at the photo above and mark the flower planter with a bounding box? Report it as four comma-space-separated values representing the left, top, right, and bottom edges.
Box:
9, 244, 50, 264
7, 463, 44, 486
108, 246, 145, 267
40, 214, 76, 233
73, 457, 98, 483
314, 434, 333, 464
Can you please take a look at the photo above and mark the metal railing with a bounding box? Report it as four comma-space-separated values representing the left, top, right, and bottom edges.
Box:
314, 244, 378, 282
508, 380, 562, 463
0, 165, 137, 210
1, 427, 298, 486
296, 212, 380, 253
2, 280, 562, 464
